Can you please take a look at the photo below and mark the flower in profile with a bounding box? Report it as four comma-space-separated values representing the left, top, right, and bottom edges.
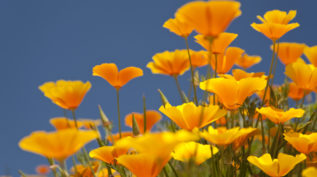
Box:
256, 106, 304, 124
92, 63, 143, 90
89, 145, 129, 164
172, 141, 218, 165
200, 77, 266, 110
163, 17, 194, 38
195, 33, 238, 54
19, 129, 99, 161
159, 102, 227, 131
288, 82, 308, 101
125, 110, 162, 134
175, 1, 241, 37
273, 42, 307, 65
284, 132, 317, 154
200, 126, 257, 146
147, 50, 190, 76
304, 45, 317, 67
39, 80, 91, 110
247, 153, 306, 177
302, 167, 317, 177
50, 117, 101, 130
235, 53, 262, 69
221, 69, 267, 81
210, 47, 245, 74
107, 132, 134, 144
188, 50, 208, 68
251, 10, 300, 41
285, 59, 317, 91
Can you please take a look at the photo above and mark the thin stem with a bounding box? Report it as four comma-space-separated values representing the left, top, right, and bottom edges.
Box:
143, 95, 147, 133
270, 39, 280, 85
71, 109, 78, 129
47, 158, 58, 177
173, 75, 186, 103
184, 37, 198, 105
168, 161, 179, 177
214, 53, 218, 78
116, 89, 122, 138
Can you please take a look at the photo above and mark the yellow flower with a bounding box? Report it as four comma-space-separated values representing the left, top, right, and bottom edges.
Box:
159, 102, 227, 131
147, 50, 189, 76
163, 17, 194, 38
220, 69, 267, 81
235, 53, 262, 69
273, 42, 307, 65
247, 153, 306, 177
39, 80, 91, 110
284, 132, 317, 154
125, 110, 162, 134
210, 47, 245, 74
175, 1, 241, 37
251, 10, 299, 40
304, 45, 317, 67
302, 167, 317, 177
172, 141, 218, 165
19, 129, 99, 161
71, 161, 119, 177
200, 126, 257, 146
200, 77, 266, 110
288, 82, 308, 101
50, 117, 101, 130
92, 63, 143, 90
89, 145, 129, 164
194, 33, 238, 54
285, 59, 317, 91
256, 107, 304, 124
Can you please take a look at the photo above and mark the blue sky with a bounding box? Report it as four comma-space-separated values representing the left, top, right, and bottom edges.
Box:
1, 0, 317, 176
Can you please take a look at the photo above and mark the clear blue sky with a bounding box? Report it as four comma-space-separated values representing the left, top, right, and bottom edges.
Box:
1, 0, 316, 176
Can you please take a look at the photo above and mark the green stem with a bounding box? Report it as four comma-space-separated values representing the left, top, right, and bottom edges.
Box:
168, 161, 179, 177
270, 39, 280, 85
184, 37, 198, 105
47, 158, 58, 177
173, 75, 186, 103
71, 109, 78, 129
116, 89, 122, 138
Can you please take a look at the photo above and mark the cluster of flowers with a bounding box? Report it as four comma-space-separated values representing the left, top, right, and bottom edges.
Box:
18, 1, 317, 177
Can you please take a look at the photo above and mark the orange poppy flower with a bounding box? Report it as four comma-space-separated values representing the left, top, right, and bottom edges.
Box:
251, 10, 299, 40
19, 129, 99, 161
235, 53, 262, 69
92, 63, 143, 90
71, 161, 119, 177
39, 80, 91, 110
172, 141, 218, 165
200, 77, 266, 110
273, 42, 307, 65
302, 167, 317, 177
285, 59, 317, 91
288, 82, 308, 101
304, 45, 317, 67
248, 153, 306, 177
50, 117, 101, 130
36, 165, 50, 175
147, 50, 190, 76
200, 126, 257, 146
159, 102, 227, 131
175, 1, 241, 37
256, 106, 305, 124
125, 110, 162, 134
194, 33, 238, 54
220, 69, 267, 81
210, 47, 245, 74
188, 50, 208, 68
107, 131, 134, 144
89, 145, 129, 164
163, 17, 194, 38
284, 132, 317, 154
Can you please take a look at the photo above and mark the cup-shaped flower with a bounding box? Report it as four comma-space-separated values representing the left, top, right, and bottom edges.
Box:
19, 129, 99, 161
210, 47, 245, 74
188, 50, 208, 68
175, 1, 241, 37
107, 132, 134, 144
302, 167, 317, 177
195, 33, 238, 54
235, 53, 262, 69
220, 69, 267, 81
304, 45, 317, 67
39, 80, 91, 110
273, 42, 307, 65
92, 63, 143, 90
200, 77, 266, 110
247, 153, 306, 177
89, 145, 129, 164
256, 106, 304, 124
159, 102, 227, 131
288, 82, 307, 101
172, 141, 218, 165
163, 17, 194, 38
200, 126, 257, 146
284, 132, 317, 154
125, 110, 162, 134
147, 50, 190, 76
285, 59, 317, 91
50, 117, 101, 130
251, 10, 299, 41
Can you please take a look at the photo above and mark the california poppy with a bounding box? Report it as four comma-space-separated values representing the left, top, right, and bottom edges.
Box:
273, 42, 307, 65
284, 132, 317, 154
302, 167, 317, 177
39, 80, 91, 110
288, 82, 308, 101
304, 45, 317, 67
256, 106, 304, 124
89, 145, 129, 164
125, 110, 162, 134
163, 17, 194, 38
235, 53, 262, 69
195, 33, 238, 54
